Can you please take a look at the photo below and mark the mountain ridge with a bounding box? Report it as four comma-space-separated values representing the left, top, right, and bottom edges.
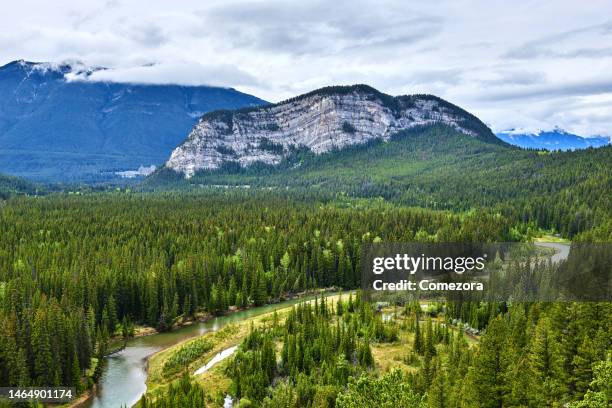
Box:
147, 124, 611, 239
164, 84, 504, 177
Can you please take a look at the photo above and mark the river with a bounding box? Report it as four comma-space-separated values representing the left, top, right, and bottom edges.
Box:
82, 293, 334, 408
82, 243, 571, 407
534, 241, 570, 264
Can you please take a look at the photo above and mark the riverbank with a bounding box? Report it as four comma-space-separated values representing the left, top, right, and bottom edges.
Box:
142, 292, 348, 406
76, 289, 343, 408
534, 233, 571, 244
128, 287, 340, 340
64, 385, 96, 408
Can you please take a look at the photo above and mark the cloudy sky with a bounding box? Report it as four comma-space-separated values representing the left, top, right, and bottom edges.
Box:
2, 0, 612, 136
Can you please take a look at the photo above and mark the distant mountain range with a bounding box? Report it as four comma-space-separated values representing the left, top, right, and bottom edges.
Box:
0, 60, 266, 182
496, 129, 610, 151
2, 60, 609, 185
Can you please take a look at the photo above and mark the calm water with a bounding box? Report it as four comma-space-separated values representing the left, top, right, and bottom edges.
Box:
82, 294, 333, 408
534, 241, 570, 264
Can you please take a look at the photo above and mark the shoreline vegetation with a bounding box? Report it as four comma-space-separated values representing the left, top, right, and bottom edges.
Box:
143, 292, 348, 403
141, 294, 482, 408
66, 289, 341, 408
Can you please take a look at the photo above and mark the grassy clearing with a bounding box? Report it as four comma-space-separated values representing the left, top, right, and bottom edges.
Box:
534, 233, 571, 243
372, 306, 479, 376
371, 330, 419, 374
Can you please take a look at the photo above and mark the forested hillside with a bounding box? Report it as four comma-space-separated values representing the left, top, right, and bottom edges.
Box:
0, 172, 39, 199
150, 125, 612, 239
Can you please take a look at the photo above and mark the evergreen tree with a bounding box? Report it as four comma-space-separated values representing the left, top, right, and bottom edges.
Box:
527, 317, 565, 407
471, 316, 510, 408
414, 316, 423, 354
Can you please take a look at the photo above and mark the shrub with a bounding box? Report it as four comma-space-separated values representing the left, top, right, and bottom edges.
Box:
162, 338, 214, 377
342, 121, 356, 134
259, 137, 285, 154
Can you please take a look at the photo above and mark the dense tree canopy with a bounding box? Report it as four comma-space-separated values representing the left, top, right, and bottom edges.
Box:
0, 192, 512, 390
151, 126, 612, 240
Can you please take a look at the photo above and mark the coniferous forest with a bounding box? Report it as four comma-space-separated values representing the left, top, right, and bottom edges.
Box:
0, 183, 610, 407
0, 193, 510, 387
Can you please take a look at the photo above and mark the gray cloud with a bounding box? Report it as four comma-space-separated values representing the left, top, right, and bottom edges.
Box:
199, 0, 442, 56
479, 78, 612, 102
68, 61, 260, 87
126, 24, 169, 48
403, 68, 465, 86
505, 20, 612, 60
479, 70, 547, 87
1, 0, 612, 135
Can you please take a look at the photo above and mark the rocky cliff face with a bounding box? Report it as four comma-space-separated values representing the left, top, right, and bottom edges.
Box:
165, 85, 498, 177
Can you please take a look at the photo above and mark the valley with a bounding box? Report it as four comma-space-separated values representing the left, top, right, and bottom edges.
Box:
0, 84, 610, 408
2, 0, 612, 406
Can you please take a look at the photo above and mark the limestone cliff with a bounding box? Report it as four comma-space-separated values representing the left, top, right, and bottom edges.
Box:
165, 84, 498, 177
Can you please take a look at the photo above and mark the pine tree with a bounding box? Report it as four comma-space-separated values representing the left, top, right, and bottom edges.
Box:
336, 296, 344, 316
358, 336, 374, 367
572, 336, 598, 396
429, 360, 450, 408
253, 269, 268, 306
33, 307, 61, 386
471, 316, 510, 408
425, 316, 436, 356
414, 316, 423, 354
527, 317, 565, 407
422, 349, 434, 390
107, 295, 118, 334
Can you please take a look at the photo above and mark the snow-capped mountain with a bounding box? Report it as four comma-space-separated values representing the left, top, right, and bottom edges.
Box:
0, 60, 266, 182
164, 84, 501, 178
496, 128, 610, 151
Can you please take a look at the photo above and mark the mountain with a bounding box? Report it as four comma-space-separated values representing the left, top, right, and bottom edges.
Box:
497, 128, 610, 151
148, 85, 610, 238
0, 60, 266, 182
163, 84, 503, 177
150, 124, 611, 218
